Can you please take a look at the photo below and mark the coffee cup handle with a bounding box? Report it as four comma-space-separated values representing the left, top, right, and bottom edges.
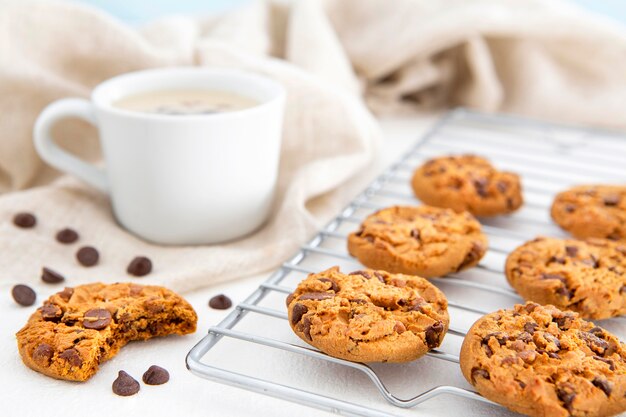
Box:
34, 98, 108, 193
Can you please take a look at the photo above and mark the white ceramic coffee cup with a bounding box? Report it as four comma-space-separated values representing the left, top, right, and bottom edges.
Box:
34, 68, 285, 245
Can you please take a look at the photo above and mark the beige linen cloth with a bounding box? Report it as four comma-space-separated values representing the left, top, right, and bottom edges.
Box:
1, 0, 626, 292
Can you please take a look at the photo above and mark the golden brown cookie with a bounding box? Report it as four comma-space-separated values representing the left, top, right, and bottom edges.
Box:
505, 237, 626, 320
16, 282, 197, 381
551, 185, 626, 241
286, 267, 449, 363
460, 302, 626, 417
347, 205, 488, 278
411, 155, 523, 217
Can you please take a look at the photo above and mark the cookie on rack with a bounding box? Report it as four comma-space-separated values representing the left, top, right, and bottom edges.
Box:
460, 302, 626, 417
16, 282, 197, 381
347, 205, 488, 278
286, 266, 449, 363
505, 237, 626, 320
551, 185, 626, 241
411, 155, 523, 217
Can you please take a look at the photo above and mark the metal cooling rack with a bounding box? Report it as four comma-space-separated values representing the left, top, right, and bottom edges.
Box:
186, 108, 626, 417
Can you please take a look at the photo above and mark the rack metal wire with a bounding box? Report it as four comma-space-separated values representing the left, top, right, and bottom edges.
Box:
186, 108, 626, 417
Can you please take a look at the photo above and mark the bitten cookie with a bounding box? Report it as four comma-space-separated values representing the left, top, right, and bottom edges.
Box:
16, 283, 197, 381
505, 237, 626, 319
411, 155, 523, 217
347, 205, 487, 278
286, 267, 449, 363
551, 185, 626, 241
460, 303, 626, 417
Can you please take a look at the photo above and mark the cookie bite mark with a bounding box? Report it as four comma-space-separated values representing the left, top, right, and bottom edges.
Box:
411, 155, 523, 217
287, 266, 449, 363
460, 303, 626, 417
16, 283, 197, 381
551, 185, 626, 241
505, 237, 626, 319
347, 205, 488, 278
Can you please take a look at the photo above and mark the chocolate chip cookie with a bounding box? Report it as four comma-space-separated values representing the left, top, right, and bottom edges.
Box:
16, 283, 197, 381
287, 266, 449, 363
411, 155, 523, 217
506, 237, 626, 320
460, 302, 626, 417
551, 185, 626, 241
347, 205, 488, 278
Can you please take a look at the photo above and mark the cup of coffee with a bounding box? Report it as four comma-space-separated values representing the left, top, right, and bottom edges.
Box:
34, 67, 285, 245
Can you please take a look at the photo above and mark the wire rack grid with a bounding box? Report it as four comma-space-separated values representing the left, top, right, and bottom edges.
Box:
186, 108, 626, 417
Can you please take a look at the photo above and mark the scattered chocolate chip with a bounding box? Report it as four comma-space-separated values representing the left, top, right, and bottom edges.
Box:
603, 195, 620, 206
57, 287, 74, 302
425, 321, 444, 348
55, 228, 79, 244
127, 256, 152, 277
12, 284, 36, 306
301, 317, 312, 340
41, 303, 63, 321
410, 229, 420, 240
41, 267, 65, 284
592, 377, 613, 396
142, 365, 169, 385
291, 303, 308, 324
593, 355, 615, 371
112, 370, 140, 396
76, 246, 99, 267
13, 212, 36, 228
524, 322, 538, 334
556, 385, 576, 413
349, 270, 371, 279
59, 348, 83, 367
209, 294, 232, 310
298, 292, 334, 301
285, 293, 295, 307
33, 343, 54, 365
318, 278, 339, 292
83, 308, 112, 330
470, 367, 490, 384
565, 246, 579, 257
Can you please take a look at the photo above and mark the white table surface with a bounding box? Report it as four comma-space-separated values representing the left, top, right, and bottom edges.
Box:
2, 114, 442, 417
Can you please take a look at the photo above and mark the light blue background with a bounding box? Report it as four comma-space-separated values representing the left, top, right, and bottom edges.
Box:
75, 0, 626, 26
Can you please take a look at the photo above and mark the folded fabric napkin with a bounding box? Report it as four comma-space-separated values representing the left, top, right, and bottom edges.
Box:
0, 0, 625, 292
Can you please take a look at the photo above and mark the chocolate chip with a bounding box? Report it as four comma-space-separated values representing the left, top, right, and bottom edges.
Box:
41, 267, 65, 284
544, 334, 561, 350
298, 292, 334, 301
593, 355, 615, 371
473, 178, 489, 197
581, 331, 609, 355
33, 343, 54, 365
517, 332, 532, 343
496, 181, 508, 193
373, 272, 386, 283
410, 229, 420, 240
301, 317, 312, 340
524, 302, 539, 313
553, 313, 576, 330
589, 327, 605, 336
425, 321, 444, 348
565, 246, 579, 257
470, 367, 490, 384
285, 293, 295, 307
209, 294, 232, 310
581, 254, 599, 268
13, 212, 36, 228
592, 377, 613, 396
501, 356, 518, 365
537, 349, 560, 359
564, 204, 576, 213
112, 370, 140, 396
457, 241, 485, 271
621, 286, 626, 295
57, 287, 74, 302
517, 350, 536, 363
556, 385, 576, 413
291, 303, 307, 324
548, 256, 566, 264
83, 308, 112, 330
556, 285, 574, 299
41, 303, 63, 321
524, 322, 538, 334
76, 246, 99, 267
394, 321, 406, 334
11, 284, 36, 306
517, 380, 527, 389
541, 273, 566, 281
349, 270, 371, 279
127, 256, 152, 277
142, 365, 169, 385
59, 348, 82, 367
318, 278, 339, 292
55, 228, 78, 244
603, 195, 620, 206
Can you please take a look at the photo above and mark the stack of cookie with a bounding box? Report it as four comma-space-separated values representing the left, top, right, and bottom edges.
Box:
286, 154, 626, 417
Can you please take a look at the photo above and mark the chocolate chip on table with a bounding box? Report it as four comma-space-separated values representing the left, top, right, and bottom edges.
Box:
83, 308, 112, 330
13, 212, 36, 228
41, 267, 65, 284
127, 256, 152, 277
55, 228, 79, 244
11, 284, 36, 306
208, 294, 232, 310
76, 246, 99, 267
142, 365, 169, 385
291, 303, 307, 324
112, 370, 140, 396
